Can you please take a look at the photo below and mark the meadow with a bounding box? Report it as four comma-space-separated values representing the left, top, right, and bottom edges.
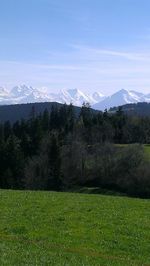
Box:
0, 190, 150, 265
144, 144, 150, 160
115, 144, 150, 161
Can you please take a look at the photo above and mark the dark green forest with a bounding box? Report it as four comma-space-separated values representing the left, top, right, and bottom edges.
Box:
0, 101, 80, 123
110, 102, 150, 116
0, 103, 150, 198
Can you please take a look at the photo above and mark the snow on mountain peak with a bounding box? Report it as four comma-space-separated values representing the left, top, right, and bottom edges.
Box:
54, 88, 93, 106
92, 89, 149, 111
68, 88, 86, 99
11, 85, 34, 97
0, 87, 8, 95
92, 92, 105, 103
0, 85, 149, 109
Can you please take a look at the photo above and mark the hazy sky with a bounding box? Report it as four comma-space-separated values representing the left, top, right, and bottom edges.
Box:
0, 0, 150, 94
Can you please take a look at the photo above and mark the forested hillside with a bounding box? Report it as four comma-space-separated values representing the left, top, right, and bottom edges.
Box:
110, 102, 150, 116
1, 101, 150, 124
0, 103, 150, 198
0, 102, 81, 123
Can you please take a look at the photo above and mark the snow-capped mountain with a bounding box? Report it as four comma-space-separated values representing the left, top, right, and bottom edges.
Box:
92, 92, 105, 103
0, 87, 8, 96
11, 85, 34, 97
10, 85, 52, 104
0, 85, 52, 105
55, 88, 97, 106
0, 85, 105, 106
92, 89, 150, 111
145, 93, 150, 102
0, 87, 12, 104
0, 85, 149, 110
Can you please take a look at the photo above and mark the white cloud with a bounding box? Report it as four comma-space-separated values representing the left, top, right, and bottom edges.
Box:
70, 44, 150, 62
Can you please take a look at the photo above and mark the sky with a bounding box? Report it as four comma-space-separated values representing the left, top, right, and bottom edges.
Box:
0, 0, 150, 95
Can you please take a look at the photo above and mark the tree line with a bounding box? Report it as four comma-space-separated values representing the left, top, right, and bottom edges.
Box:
0, 103, 150, 198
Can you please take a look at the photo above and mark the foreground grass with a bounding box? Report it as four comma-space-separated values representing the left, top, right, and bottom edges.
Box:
0, 190, 150, 265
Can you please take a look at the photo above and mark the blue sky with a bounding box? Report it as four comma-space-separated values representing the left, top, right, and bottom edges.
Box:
0, 0, 150, 94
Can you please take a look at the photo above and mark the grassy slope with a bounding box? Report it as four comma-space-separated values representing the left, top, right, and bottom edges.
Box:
115, 144, 150, 161
0, 190, 150, 266
144, 145, 150, 160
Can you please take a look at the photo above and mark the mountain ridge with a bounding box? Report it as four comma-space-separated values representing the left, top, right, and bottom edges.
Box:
92, 89, 150, 110
0, 85, 149, 110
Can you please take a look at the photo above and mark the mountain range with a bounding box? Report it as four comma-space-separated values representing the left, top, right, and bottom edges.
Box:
93, 89, 150, 110
0, 85, 150, 110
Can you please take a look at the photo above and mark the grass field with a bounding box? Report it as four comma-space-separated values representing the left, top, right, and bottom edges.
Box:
115, 144, 150, 161
144, 145, 150, 160
0, 190, 150, 265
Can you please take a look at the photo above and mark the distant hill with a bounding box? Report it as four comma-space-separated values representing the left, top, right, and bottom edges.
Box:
110, 102, 150, 116
0, 102, 81, 123
0, 101, 149, 124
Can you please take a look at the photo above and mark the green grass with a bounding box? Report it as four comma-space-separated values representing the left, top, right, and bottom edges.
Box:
0, 190, 150, 265
144, 144, 150, 160
115, 143, 150, 161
